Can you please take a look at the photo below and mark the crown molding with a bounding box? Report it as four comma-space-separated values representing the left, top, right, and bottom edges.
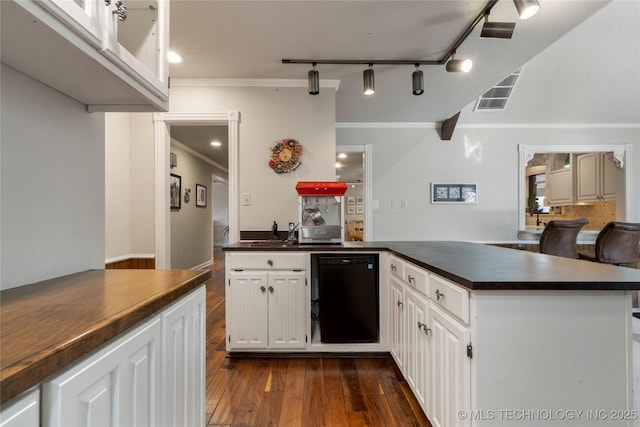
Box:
336, 122, 640, 129
171, 78, 340, 91
171, 139, 228, 173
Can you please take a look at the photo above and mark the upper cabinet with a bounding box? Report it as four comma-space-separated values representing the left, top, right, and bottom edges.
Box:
0, 0, 169, 112
545, 153, 573, 206
575, 152, 617, 203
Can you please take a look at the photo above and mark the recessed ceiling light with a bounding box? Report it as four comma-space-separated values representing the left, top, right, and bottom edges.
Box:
210, 141, 222, 147
335, 162, 342, 168
168, 51, 183, 64
338, 153, 347, 159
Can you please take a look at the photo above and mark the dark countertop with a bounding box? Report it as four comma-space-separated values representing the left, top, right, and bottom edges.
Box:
224, 240, 640, 291
0, 269, 211, 405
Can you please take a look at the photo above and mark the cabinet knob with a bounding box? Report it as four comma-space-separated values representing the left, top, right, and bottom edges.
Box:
435, 289, 444, 301
268, 286, 274, 293
423, 325, 432, 335
267, 259, 274, 266
260, 286, 266, 293
397, 300, 403, 307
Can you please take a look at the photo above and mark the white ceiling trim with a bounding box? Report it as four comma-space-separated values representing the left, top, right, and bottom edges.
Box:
336, 122, 640, 129
171, 78, 340, 91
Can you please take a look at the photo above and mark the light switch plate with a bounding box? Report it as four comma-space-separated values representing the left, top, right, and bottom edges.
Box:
242, 193, 251, 206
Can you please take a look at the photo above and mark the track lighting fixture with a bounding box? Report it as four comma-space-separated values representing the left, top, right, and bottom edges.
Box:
363, 65, 375, 95
514, 0, 540, 20
481, 11, 515, 39
412, 65, 424, 96
446, 52, 473, 73
308, 63, 319, 95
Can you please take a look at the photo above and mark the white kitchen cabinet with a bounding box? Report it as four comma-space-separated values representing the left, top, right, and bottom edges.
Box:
405, 286, 431, 413
0, 388, 39, 427
0, 0, 169, 111
546, 168, 573, 206
162, 286, 206, 427
429, 303, 471, 427
226, 253, 307, 351
43, 316, 162, 427
576, 152, 618, 202
390, 276, 406, 371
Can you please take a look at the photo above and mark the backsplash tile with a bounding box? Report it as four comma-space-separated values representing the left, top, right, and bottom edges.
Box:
526, 201, 616, 230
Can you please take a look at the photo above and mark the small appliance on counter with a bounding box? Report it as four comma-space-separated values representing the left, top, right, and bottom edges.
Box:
295, 181, 347, 244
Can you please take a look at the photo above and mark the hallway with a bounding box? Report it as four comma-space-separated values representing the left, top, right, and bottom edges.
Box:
203, 248, 431, 426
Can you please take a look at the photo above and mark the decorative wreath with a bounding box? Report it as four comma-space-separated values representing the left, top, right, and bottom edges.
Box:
269, 138, 302, 173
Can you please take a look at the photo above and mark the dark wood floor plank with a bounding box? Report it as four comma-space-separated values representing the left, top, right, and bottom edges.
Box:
230, 358, 272, 426
209, 358, 253, 425
339, 358, 368, 412
322, 358, 350, 427
278, 358, 307, 426
379, 374, 426, 427
301, 358, 326, 427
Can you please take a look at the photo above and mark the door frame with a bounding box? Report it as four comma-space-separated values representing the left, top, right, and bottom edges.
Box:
153, 112, 239, 269
338, 144, 373, 241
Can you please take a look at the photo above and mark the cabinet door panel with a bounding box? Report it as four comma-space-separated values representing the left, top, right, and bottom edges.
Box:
576, 153, 599, 202
430, 305, 471, 427
162, 286, 206, 427
268, 271, 306, 349
601, 154, 617, 200
546, 169, 573, 205
405, 287, 430, 413
43, 317, 161, 427
390, 277, 405, 370
36, 0, 104, 48
228, 272, 269, 349
0, 389, 39, 427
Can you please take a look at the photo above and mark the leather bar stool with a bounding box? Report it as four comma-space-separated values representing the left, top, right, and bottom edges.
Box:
539, 218, 589, 259
578, 221, 640, 267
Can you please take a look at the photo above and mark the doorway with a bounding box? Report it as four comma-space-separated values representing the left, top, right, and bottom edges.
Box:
336, 144, 372, 241
153, 112, 239, 269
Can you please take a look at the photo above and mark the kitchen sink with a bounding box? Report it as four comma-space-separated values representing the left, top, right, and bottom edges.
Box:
242, 240, 290, 247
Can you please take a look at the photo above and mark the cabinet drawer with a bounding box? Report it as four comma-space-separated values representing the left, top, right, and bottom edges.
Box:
429, 274, 469, 324
389, 255, 405, 280
227, 252, 306, 270
404, 264, 429, 296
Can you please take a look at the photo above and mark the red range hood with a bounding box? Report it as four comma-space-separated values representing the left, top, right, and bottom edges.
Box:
295, 181, 347, 196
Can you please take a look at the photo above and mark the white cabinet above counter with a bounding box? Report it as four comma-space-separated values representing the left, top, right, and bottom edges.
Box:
0, 0, 169, 112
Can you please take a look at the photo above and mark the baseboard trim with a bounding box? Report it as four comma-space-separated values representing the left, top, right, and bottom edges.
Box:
192, 260, 213, 271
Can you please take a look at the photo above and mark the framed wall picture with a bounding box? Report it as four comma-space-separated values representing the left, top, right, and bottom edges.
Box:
347, 196, 355, 205
170, 174, 181, 209
356, 196, 364, 205
356, 205, 364, 214
431, 183, 477, 204
347, 205, 355, 214
196, 184, 207, 207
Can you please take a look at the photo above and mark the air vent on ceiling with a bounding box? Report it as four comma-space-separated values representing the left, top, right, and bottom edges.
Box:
474, 68, 521, 112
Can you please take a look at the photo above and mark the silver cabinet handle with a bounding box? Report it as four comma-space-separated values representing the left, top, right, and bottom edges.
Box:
391, 264, 397, 272
407, 275, 415, 284
418, 321, 431, 335
435, 289, 444, 301
260, 286, 266, 293
397, 300, 403, 307
268, 286, 274, 293
267, 259, 274, 266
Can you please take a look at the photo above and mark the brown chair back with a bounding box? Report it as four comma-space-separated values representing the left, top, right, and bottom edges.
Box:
539, 218, 589, 259
593, 221, 640, 265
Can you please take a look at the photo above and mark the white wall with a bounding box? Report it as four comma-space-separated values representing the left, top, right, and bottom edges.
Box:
1, 65, 105, 289
338, 126, 639, 242
169, 140, 216, 269
169, 84, 336, 232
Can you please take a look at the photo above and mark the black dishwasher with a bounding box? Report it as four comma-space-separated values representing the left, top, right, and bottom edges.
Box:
312, 254, 379, 343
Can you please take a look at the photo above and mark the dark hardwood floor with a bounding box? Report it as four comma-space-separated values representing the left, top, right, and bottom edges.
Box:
205, 248, 432, 427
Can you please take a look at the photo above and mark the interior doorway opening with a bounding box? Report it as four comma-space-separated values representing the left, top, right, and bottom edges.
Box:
336, 144, 372, 241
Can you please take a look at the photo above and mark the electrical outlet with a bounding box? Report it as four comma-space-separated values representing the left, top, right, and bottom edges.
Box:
401, 200, 407, 209
391, 200, 398, 209
242, 193, 251, 206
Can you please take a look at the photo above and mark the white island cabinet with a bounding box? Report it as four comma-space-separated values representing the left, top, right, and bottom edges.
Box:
0, 389, 39, 427
41, 286, 205, 427
1, 0, 169, 111
226, 253, 307, 351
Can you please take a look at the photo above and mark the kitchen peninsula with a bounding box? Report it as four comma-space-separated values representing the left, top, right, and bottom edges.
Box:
0, 269, 211, 426
225, 240, 640, 426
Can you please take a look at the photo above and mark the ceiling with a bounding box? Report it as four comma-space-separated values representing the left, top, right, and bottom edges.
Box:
166, 0, 639, 175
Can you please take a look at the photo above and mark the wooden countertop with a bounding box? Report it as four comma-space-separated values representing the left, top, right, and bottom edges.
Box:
0, 269, 211, 405
224, 240, 640, 291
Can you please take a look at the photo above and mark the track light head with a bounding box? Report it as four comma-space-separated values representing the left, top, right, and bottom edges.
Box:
481, 12, 516, 39
412, 65, 424, 96
446, 58, 473, 73
308, 64, 319, 95
363, 65, 375, 95
514, 0, 540, 20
